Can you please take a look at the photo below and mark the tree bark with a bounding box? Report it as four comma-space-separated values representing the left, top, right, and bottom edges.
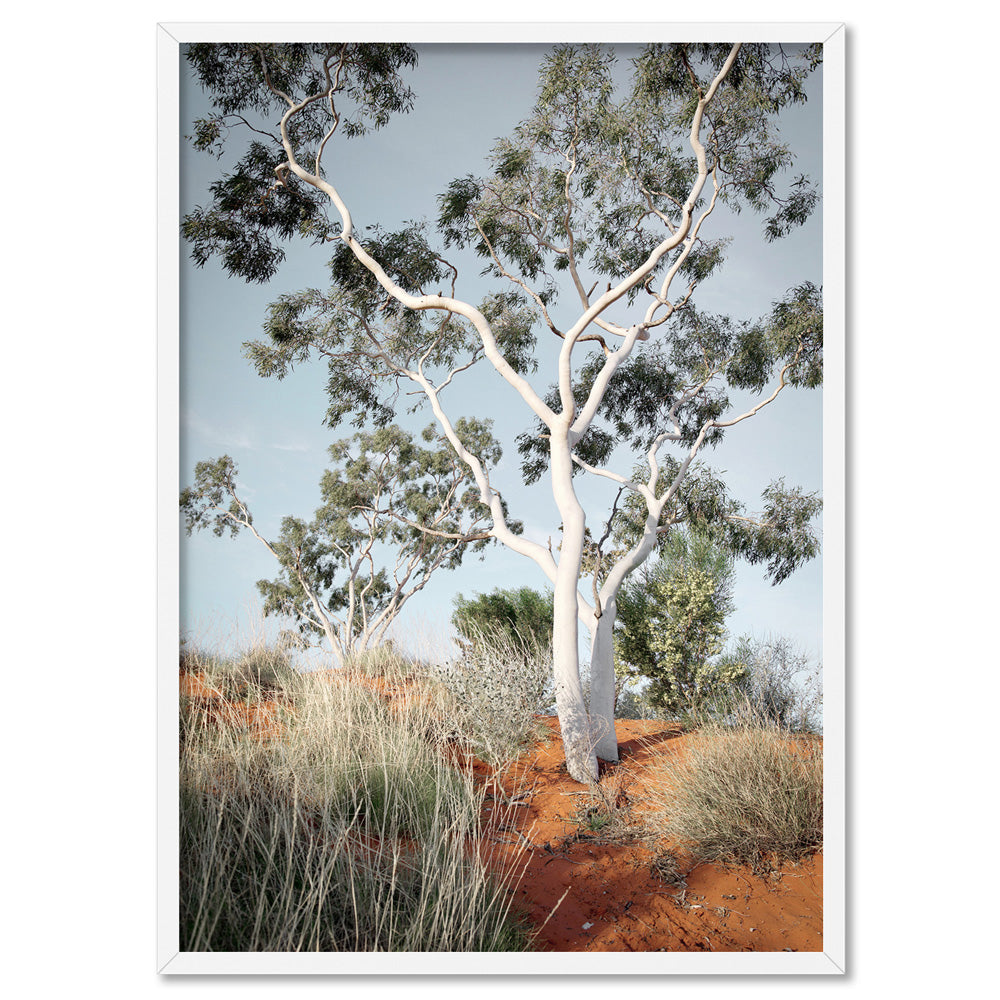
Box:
588, 603, 620, 763
550, 434, 599, 783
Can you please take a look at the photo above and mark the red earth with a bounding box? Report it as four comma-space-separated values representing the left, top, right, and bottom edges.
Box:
180, 667, 822, 953
469, 715, 822, 953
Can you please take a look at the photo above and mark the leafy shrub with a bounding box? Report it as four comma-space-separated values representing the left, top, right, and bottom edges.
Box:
429, 625, 554, 767
452, 586, 553, 655
614, 529, 740, 721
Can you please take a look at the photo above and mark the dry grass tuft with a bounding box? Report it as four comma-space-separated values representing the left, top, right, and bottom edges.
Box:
650, 722, 822, 871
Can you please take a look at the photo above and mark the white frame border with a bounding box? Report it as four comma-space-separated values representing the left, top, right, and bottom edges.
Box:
157, 21, 846, 976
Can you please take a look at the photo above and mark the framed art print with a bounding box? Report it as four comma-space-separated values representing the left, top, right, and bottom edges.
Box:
158, 21, 845, 974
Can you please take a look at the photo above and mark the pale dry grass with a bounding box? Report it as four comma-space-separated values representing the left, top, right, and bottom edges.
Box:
649, 721, 823, 870
179, 643, 533, 952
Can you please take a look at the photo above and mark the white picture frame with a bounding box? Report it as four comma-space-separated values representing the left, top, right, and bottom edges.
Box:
158, 21, 845, 975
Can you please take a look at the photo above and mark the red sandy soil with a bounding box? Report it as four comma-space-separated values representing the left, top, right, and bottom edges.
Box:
179, 667, 822, 953
470, 716, 822, 953
180, 671, 286, 739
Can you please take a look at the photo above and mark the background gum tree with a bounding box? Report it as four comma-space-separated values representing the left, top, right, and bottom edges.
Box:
184, 40, 824, 782
180, 422, 505, 664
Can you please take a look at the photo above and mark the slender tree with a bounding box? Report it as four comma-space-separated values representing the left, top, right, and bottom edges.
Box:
183, 41, 824, 781
180, 422, 506, 663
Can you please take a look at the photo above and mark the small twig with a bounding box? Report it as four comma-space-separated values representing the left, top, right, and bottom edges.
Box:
535, 887, 571, 933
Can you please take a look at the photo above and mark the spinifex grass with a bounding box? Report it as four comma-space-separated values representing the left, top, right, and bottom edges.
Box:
650, 721, 823, 871
179, 645, 533, 951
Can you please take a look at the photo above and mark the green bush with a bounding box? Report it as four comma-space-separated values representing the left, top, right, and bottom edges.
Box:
614, 529, 740, 721
451, 586, 553, 655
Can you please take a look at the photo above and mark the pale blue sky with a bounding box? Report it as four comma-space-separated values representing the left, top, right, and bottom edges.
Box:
179, 42, 824, 665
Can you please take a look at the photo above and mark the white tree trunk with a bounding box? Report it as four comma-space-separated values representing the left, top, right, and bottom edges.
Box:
588, 603, 619, 763
323, 622, 343, 665
266, 40, 746, 786
550, 435, 599, 783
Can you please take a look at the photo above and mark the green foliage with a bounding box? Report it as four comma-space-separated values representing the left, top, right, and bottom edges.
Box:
646, 568, 740, 702
242, 253, 502, 434
582, 456, 822, 590
516, 282, 824, 487
182, 42, 419, 283
718, 479, 823, 586
451, 586, 553, 655
178, 455, 257, 538
615, 529, 743, 719
438, 43, 819, 302
179, 423, 504, 654
328, 223, 446, 320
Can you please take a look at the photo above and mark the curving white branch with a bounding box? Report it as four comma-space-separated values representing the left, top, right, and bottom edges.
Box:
554, 45, 742, 418
267, 84, 558, 431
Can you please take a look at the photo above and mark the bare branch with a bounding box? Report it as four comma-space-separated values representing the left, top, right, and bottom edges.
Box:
364, 508, 494, 543
569, 453, 650, 498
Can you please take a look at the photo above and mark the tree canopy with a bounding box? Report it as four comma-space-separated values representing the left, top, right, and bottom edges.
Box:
183, 42, 420, 283
181, 40, 825, 781
180, 422, 509, 661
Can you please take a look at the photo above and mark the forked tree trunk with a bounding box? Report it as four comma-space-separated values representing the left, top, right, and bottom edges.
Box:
551, 628, 597, 783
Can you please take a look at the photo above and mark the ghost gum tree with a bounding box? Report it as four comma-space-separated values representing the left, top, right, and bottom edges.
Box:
183, 41, 824, 782
180, 423, 505, 664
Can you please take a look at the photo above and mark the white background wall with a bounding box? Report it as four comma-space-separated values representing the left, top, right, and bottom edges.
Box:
3, 2, 994, 997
